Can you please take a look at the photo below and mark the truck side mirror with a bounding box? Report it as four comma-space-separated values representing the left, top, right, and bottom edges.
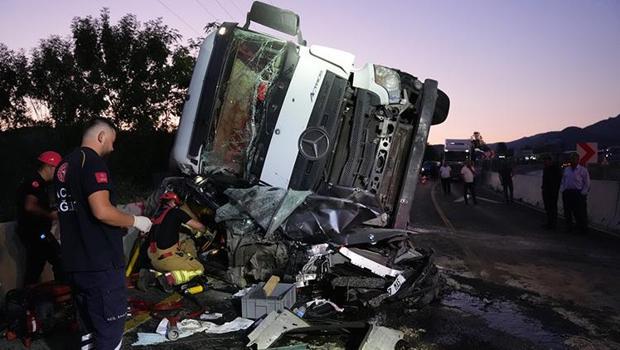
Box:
244, 1, 305, 45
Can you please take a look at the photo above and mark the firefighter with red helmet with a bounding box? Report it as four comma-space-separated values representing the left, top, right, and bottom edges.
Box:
16, 151, 65, 285
147, 191, 206, 286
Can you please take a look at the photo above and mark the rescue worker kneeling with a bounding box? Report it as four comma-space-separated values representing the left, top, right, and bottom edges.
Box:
148, 192, 205, 287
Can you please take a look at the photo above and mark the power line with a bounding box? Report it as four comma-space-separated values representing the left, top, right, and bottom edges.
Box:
212, 0, 235, 19
194, 0, 220, 21
156, 0, 201, 35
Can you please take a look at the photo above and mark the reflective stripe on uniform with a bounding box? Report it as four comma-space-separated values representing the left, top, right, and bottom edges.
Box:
166, 269, 203, 285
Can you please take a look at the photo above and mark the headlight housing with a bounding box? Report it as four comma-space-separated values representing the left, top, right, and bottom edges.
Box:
374, 65, 401, 103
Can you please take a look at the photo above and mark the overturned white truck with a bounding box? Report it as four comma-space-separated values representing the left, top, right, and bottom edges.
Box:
158, 2, 449, 307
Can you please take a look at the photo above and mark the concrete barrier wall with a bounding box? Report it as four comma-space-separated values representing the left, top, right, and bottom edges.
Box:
484, 172, 620, 234
0, 202, 143, 302
587, 180, 620, 232
0, 221, 46, 301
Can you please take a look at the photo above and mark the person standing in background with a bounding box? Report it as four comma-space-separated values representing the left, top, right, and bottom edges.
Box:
461, 160, 478, 205
560, 153, 590, 233
439, 161, 452, 195
16, 151, 64, 285
499, 160, 514, 203
541, 155, 562, 229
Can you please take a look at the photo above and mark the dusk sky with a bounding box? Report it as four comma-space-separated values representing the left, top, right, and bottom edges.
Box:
1, 0, 618, 144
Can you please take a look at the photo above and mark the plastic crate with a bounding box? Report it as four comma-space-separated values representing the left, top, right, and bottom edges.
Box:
241, 282, 296, 319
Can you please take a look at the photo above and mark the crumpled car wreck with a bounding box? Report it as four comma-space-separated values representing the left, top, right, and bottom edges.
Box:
148, 180, 440, 308
151, 1, 449, 308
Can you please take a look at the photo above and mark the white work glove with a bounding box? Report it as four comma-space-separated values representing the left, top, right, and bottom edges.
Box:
133, 215, 153, 233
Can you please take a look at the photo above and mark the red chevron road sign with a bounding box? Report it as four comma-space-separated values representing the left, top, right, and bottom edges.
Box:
577, 142, 597, 165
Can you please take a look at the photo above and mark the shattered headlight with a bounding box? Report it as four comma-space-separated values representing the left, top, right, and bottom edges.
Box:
374, 65, 401, 103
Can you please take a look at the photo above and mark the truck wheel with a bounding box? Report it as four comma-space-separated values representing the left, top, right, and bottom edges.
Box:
432, 89, 450, 125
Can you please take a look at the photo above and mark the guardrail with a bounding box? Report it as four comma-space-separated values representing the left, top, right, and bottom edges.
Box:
483, 171, 620, 234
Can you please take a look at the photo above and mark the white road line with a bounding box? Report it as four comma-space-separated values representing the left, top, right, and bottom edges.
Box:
453, 196, 503, 204
431, 182, 456, 233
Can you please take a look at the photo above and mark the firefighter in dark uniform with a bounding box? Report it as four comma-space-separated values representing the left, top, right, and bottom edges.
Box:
147, 192, 205, 286
16, 151, 64, 285
54, 118, 152, 350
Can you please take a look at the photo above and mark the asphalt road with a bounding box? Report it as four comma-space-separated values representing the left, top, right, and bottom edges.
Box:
4, 178, 620, 350
403, 178, 620, 349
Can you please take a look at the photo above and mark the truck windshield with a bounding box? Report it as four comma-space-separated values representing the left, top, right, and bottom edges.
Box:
202, 28, 287, 177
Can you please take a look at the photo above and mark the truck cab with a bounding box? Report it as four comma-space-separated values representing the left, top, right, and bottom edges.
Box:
172, 1, 450, 228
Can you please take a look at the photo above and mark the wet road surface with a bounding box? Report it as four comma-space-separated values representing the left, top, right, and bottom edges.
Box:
403, 178, 620, 349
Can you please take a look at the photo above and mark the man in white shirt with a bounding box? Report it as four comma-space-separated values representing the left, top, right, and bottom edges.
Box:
439, 162, 452, 195
560, 153, 590, 233
460, 160, 477, 205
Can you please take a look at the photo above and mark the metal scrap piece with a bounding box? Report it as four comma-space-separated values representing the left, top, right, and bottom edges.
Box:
330, 276, 385, 289
246, 310, 310, 350
359, 325, 404, 350
270, 344, 309, 350
393, 248, 424, 264
339, 247, 403, 277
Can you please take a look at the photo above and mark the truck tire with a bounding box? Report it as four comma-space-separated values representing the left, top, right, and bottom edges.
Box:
432, 89, 450, 125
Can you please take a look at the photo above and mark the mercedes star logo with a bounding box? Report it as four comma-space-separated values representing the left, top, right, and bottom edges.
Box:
298, 127, 330, 160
